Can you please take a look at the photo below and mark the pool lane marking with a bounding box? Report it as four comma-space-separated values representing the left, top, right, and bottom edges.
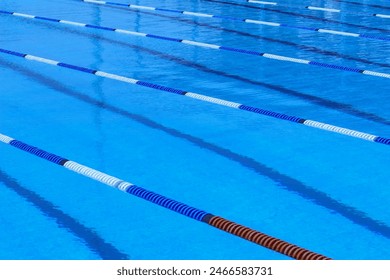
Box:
2, 10, 390, 80
82, 0, 390, 41
1, 48, 389, 147
0, 133, 331, 260
0, 169, 130, 260
247, 0, 390, 19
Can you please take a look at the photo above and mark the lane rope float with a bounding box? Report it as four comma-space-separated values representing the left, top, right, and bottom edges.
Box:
82, 0, 390, 41
0, 132, 331, 260
0, 47, 389, 147
205, 0, 390, 14
200, 0, 390, 34
1, 10, 390, 80
330, 0, 390, 11
247, 0, 390, 19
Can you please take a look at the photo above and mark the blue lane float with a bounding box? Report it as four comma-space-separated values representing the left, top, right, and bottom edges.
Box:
82, 0, 390, 41
9, 140, 68, 165
0, 47, 389, 147
0, 132, 330, 260
247, 0, 390, 19
1, 9, 390, 80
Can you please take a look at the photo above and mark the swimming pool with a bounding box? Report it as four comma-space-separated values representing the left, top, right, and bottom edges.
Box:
0, 0, 389, 260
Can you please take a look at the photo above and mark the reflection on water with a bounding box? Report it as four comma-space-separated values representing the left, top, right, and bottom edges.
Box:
0, 169, 129, 260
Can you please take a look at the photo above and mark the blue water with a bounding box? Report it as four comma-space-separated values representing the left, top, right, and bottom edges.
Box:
0, 0, 389, 260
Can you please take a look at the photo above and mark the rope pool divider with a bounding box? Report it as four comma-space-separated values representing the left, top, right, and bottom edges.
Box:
1, 47, 390, 147
2, 10, 390, 80
247, 0, 390, 19
205, 0, 390, 17
82, 0, 390, 41
0, 133, 331, 260
330, 0, 390, 11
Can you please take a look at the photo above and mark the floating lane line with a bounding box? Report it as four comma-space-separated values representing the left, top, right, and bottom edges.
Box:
330, 0, 390, 11
2, 9, 390, 80
82, 0, 390, 41
5, 60, 390, 242
1, 47, 389, 147
0, 132, 331, 260
202, 0, 390, 34
247, 0, 390, 19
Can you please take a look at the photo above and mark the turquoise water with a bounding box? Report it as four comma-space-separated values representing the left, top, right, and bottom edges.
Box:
0, 0, 389, 260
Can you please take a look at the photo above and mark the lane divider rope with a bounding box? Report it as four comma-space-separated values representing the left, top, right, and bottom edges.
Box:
206, 0, 390, 14
82, 0, 390, 41
330, 0, 390, 11
1, 9, 390, 80
247, 0, 390, 19
201, 0, 390, 35
0, 132, 331, 260
0, 47, 389, 147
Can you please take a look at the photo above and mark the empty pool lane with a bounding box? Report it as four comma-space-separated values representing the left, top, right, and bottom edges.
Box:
0, 47, 389, 146
82, 0, 390, 40
1, 10, 390, 77
0, 132, 331, 260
